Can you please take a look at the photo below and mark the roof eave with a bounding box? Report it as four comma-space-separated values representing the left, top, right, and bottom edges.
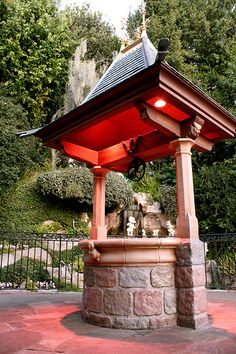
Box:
30, 60, 236, 145
36, 61, 162, 144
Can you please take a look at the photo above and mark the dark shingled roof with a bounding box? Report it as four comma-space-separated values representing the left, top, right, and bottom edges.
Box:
17, 34, 158, 138
82, 34, 158, 104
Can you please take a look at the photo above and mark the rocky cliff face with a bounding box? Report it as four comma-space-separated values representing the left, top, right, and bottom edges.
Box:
51, 40, 100, 168
63, 40, 99, 113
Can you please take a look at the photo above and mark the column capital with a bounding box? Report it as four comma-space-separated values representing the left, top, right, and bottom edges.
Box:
90, 166, 110, 177
169, 138, 195, 154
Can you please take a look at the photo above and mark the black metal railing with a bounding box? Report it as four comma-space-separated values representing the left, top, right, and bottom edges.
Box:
0, 231, 87, 291
200, 233, 236, 290
1, 231, 235, 291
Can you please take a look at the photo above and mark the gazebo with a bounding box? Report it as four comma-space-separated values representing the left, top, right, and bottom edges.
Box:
19, 25, 236, 330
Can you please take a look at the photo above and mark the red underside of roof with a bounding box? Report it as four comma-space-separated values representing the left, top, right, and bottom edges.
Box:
36, 63, 235, 173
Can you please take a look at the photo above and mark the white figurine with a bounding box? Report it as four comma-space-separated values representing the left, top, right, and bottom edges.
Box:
127, 216, 136, 236
152, 229, 159, 236
166, 221, 175, 237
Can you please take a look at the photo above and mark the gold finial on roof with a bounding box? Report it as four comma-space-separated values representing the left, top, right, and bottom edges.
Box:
141, 0, 147, 35
120, 17, 132, 50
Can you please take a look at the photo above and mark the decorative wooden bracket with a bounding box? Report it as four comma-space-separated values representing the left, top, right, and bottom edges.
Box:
122, 136, 143, 157
181, 116, 205, 139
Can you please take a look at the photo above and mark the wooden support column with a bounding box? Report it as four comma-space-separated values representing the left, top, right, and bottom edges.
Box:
169, 138, 198, 239
90, 166, 109, 240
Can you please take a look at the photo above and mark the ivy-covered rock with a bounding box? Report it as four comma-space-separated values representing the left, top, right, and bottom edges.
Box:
0, 95, 36, 196
158, 184, 177, 222
36, 167, 133, 210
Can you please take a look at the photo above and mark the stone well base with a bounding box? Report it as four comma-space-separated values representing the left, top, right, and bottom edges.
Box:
79, 238, 181, 329
82, 264, 177, 329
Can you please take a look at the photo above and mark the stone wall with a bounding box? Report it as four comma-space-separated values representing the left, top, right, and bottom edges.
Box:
82, 264, 177, 329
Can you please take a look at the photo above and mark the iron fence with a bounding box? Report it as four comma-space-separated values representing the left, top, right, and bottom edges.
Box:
200, 233, 236, 290
0, 231, 87, 291
1, 231, 235, 291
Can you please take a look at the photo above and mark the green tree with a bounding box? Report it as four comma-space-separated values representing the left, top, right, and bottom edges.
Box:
0, 0, 77, 126
0, 1, 120, 127
0, 95, 36, 196
66, 4, 120, 74
194, 162, 236, 233
178, 0, 236, 114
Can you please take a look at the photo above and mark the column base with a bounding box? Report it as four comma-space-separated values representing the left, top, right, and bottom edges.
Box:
175, 239, 209, 329
177, 313, 209, 329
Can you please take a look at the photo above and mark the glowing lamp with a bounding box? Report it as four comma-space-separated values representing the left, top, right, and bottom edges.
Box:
154, 99, 166, 108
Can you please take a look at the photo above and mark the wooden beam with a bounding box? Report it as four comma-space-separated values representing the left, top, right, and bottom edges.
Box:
61, 141, 98, 165
135, 101, 213, 152
193, 135, 213, 152
135, 101, 181, 137
98, 131, 170, 168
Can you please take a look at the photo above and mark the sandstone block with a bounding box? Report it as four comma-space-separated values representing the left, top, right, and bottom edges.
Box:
134, 290, 162, 316
95, 268, 117, 288
178, 313, 209, 329
164, 289, 176, 314
84, 266, 95, 287
114, 317, 149, 329
150, 314, 177, 329
87, 288, 103, 313
177, 287, 207, 316
176, 240, 205, 266
119, 268, 149, 288
151, 265, 174, 287
87, 313, 113, 328
82, 287, 88, 309
175, 265, 206, 288
104, 289, 132, 315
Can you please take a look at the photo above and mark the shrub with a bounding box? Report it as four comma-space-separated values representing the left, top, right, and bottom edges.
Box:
0, 171, 84, 232
158, 184, 177, 221
36, 167, 133, 210
0, 258, 49, 287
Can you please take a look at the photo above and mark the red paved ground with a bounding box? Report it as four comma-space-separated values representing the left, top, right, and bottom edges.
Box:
0, 290, 235, 354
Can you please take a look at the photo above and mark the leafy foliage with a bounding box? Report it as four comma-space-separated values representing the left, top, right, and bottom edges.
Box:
0, 258, 49, 287
0, 171, 84, 232
0, 95, 36, 196
158, 185, 177, 222
66, 4, 120, 74
130, 165, 160, 201
194, 162, 236, 233
0, 1, 120, 127
36, 167, 133, 210
0, 0, 77, 126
